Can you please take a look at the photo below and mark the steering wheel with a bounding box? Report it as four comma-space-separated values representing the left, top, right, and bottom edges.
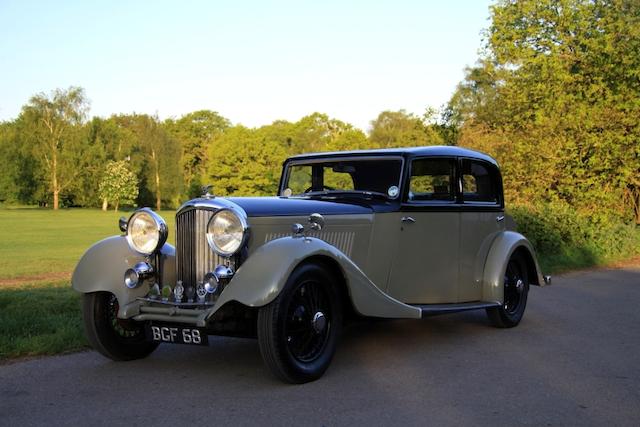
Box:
304, 185, 335, 193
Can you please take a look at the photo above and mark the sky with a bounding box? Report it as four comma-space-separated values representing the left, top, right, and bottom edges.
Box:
0, 0, 493, 132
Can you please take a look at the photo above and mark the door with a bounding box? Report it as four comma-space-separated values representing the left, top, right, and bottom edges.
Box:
387, 157, 460, 304
457, 158, 505, 302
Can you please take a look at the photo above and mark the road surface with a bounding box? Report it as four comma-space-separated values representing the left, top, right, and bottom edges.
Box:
1, 265, 639, 426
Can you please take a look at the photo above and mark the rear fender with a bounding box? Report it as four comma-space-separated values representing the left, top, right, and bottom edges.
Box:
71, 236, 176, 317
482, 231, 546, 303
214, 237, 420, 319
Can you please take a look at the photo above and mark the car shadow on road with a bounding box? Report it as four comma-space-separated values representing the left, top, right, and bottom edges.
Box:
80, 310, 495, 388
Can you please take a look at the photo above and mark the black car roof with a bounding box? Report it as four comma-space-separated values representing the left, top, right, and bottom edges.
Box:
285, 145, 498, 166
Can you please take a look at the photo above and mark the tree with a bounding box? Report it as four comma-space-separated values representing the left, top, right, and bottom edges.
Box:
113, 114, 182, 210
98, 160, 138, 211
206, 126, 287, 196
449, 0, 640, 222
164, 110, 230, 193
20, 87, 90, 209
369, 110, 443, 148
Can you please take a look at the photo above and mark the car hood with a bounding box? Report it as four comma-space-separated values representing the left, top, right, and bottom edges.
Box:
227, 197, 374, 217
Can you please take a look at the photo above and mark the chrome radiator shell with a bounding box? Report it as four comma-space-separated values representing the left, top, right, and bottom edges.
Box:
176, 207, 229, 287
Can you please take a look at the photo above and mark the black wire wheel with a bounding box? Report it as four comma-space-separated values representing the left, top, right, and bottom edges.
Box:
83, 292, 158, 361
257, 262, 343, 383
486, 253, 530, 328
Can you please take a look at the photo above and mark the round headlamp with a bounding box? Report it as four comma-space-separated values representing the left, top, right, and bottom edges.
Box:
206, 208, 248, 257
125, 208, 168, 255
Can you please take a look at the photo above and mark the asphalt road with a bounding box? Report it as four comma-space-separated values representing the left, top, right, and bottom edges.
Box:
1, 265, 639, 427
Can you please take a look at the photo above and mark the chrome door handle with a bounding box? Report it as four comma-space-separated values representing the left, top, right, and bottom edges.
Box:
496, 215, 505, 222
401, 216, 416, 223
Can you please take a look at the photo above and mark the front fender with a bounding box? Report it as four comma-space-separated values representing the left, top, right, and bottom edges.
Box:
71, 236, 176, 317
215, 237, 420, 319
482, 231, 546, 303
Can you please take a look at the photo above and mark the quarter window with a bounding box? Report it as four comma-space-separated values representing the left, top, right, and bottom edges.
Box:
461, 160, 498, 203
407, 158, 455, 202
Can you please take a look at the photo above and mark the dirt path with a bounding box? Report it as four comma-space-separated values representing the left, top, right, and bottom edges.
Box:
0, 271, 71, 286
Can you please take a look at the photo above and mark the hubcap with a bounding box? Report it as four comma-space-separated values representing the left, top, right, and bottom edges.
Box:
312, 311, 326, 333
284, 280, 331, 363
503, 261, 525, 314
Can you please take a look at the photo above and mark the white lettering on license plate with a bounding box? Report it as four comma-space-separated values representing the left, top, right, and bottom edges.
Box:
150, 326, 202, 344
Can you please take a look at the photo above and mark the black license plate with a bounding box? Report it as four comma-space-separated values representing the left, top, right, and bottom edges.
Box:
146, 325, 208, 346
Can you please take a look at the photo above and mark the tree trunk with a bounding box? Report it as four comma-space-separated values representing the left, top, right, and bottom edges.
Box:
52, 153, 59, 210
102, 198, 108, 211
115, 201, 119, 212
152, 148, 161, 211
155, 170, 161, 211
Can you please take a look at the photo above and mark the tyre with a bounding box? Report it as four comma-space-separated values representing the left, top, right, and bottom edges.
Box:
83, 292, 158, 361
486, 253, 529, 328
257, 262, 343, 383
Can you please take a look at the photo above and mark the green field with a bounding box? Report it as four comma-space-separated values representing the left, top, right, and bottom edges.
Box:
0, 207, 176, 280
0, 208, 176, 360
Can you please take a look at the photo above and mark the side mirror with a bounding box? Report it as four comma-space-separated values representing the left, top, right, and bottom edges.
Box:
308, 213, 325, 231
119, 217, 128, 233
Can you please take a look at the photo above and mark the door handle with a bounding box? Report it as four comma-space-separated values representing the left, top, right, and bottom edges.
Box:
496, 215, 505, 222
401, 216, 416, 223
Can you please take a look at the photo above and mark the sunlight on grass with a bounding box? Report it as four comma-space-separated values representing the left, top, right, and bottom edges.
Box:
0, 208, 176, 279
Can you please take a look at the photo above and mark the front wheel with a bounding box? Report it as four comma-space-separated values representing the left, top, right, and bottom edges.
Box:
257, 263, 342, 383
83, 292, 158, 361
486, 254, 529, 328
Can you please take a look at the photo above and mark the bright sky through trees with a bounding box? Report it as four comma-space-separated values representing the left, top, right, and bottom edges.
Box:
0, 0, 492, 131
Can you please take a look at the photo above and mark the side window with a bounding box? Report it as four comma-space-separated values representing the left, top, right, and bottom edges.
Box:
461, 160, 499, 203
407, 158, 455, 202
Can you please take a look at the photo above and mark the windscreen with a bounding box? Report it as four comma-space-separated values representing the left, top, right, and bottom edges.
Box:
282, 158, 403, 199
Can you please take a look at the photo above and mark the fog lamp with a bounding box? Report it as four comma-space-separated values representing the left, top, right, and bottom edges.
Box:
124, 262, 154, 289
204, 272, 219, 294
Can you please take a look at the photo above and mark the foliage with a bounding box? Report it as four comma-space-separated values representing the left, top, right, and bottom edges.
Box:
206, 125, 287, 196
369, 110, 444, 148
449, 0, 640, 225
510, 202, 640, 272
20, 87, 92, 210
98, 160, 138, 211
111, 114, 183, 209
164, 110, 230, 189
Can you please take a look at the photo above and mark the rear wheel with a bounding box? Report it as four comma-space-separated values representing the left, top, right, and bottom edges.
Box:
83, 292, 158, 361
486, 254, 529, 328
257, 263, 342, 383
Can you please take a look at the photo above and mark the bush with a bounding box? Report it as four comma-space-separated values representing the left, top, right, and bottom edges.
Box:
509, 202, 640, 273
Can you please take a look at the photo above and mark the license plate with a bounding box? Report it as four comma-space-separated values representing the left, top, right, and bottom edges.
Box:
146, 325, 208, 346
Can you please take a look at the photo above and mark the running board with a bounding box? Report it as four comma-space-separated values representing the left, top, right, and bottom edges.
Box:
411, 301, 501, 318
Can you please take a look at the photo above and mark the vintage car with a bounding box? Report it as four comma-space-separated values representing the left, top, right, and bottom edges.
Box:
73, 146, 550, 383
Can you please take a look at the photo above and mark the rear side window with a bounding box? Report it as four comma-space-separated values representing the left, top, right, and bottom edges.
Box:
461, 160, 499, 203
407, 158, 455, 202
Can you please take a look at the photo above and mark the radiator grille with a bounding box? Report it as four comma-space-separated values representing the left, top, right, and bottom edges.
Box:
176, 208, 227, 287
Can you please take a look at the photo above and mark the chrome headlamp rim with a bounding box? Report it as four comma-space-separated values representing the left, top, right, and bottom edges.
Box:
205, 207, 249, 257
125, 208, 168, 255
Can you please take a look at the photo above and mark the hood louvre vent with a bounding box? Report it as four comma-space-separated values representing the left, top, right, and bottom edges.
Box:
264, 231, 355, 257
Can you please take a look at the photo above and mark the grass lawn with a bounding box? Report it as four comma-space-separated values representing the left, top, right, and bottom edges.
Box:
0, 207, 176, 280
0, 281, 87, 360
0, 207, 176, 360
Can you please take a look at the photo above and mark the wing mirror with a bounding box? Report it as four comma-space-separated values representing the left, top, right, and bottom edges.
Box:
309, 213, 324, 231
